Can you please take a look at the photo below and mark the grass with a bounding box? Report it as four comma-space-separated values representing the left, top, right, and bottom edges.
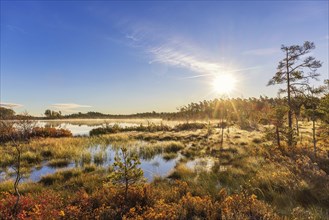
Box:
48, 159, 70, 167
252, 137, 263, 144
162, 152, 178, 161
94, 152, 106, 165
40, 168, 82, 186
83, 164, 97, 173
162, 141, 185, 153
168, 163, 195, 180
181, 147, 199, 159
81, 152, 92, 164
0, 121, 328, 219
21, 151, 41, 164
0, 153, 14, 168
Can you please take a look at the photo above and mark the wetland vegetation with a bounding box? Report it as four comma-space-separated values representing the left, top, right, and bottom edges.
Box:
1, 98, 329, 219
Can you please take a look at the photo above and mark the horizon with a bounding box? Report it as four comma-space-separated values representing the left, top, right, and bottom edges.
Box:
0, 95, 289, 117
1, 1, 328, 116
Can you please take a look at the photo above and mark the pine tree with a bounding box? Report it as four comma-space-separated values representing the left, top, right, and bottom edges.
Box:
267, 41, 322, 146
109, 147, 144, 200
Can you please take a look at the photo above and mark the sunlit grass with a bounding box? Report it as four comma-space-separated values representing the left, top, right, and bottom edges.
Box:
48, 159, 70, 168
0, 121, 328, 218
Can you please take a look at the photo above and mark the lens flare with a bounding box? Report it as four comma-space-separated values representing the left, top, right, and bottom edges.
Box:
212, 74, 236, 94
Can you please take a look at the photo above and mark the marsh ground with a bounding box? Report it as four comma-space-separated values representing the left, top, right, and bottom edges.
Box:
0, 120, 328, 219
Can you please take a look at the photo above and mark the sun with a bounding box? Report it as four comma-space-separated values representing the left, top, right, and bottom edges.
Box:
212, 74, 236, 94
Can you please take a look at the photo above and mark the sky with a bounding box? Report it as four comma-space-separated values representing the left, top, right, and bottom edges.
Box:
1, 1, 328, 116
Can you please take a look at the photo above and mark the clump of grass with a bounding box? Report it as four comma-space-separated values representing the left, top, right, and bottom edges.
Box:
162, 152, 178, 161
163, 141, 185, 153
174, 122, 206, 131
82, 152, 92, 164
94, 152, 105, 165
0, 154, 14, 167
40, 168, 82, 185
48, 159, 70, 168
181, 148, 197, 159
39, 173, 59, 185
252, 138, 263, 144
61, 169, 81, 180
138, 146, 162, 160
168, 163, 195, 180
83, 164, 97, 173
29, 137, 89, 161
21, 151, 41, 164
40, 149, 53, 158
90, 124, 121, 136
102, 133, 131, 142
0, 180, 13, 192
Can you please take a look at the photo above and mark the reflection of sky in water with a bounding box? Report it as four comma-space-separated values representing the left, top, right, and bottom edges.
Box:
27, 163, 76, 182
0, 144, 180, 183
140, 155, 177, 181
186, 157, 215, 172
0, 171, 6, 181
36, 121, 139, 136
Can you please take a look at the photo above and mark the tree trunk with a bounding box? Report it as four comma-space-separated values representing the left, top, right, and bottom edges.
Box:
125, 179, 128, 200
286, 50, 293, 147
295, 115, 299, 136
312, 116, 317, 158
12, 145, 21, 216
220, 126, 224, 149
220, 117, 224, 149
276, 126, 281, 148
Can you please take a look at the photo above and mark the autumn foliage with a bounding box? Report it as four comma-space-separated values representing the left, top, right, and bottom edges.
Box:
0, 181, 279, 220
31, 127, 72, 138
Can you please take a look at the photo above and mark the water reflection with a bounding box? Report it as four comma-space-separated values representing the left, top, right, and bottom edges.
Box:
36, 121, 139, 136
0, 143, 181, 183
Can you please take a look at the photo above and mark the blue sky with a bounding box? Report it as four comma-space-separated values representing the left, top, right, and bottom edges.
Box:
1, 1, 328, 115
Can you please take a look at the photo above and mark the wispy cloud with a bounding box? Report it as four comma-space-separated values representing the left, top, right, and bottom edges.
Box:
6, 25, 26, 34
125, 34, 140, 42
122, 21, 225, 75
0, 102, 23, 108
51, 103, 91, 112
242, 48, 279, 56
123, 21, 260, 77
149, 46, 223, 75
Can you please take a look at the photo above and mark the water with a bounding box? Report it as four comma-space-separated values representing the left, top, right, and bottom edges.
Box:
186, 157, 215, 172
36, 120, 139, 136
0, 143, 181, 183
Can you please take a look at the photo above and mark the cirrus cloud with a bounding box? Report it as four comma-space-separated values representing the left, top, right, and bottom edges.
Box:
0, 102, 23, 108
149, 46, 223, 75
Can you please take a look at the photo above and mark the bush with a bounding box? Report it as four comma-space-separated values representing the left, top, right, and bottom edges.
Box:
90, 123, 172, 136
32, 127, 72, 138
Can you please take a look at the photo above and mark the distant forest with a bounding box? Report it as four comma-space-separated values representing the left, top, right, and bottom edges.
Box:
1, 95, 328, 127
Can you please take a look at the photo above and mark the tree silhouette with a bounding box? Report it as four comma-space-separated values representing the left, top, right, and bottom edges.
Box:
267, 41, 322, 146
